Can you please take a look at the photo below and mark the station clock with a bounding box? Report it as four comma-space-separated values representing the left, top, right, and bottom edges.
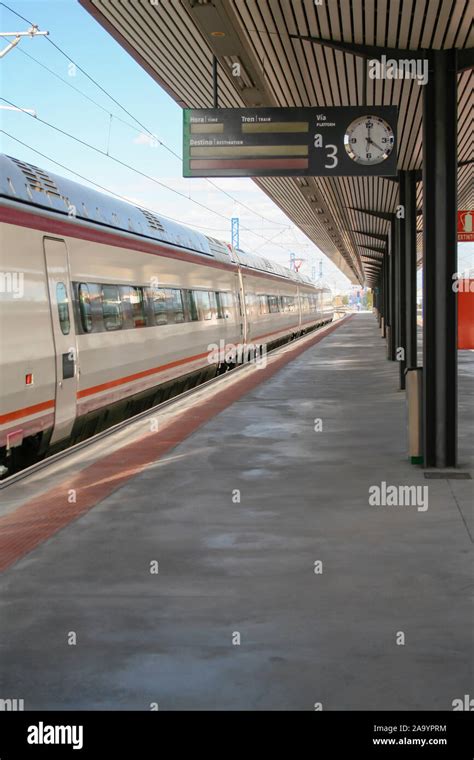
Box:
343, 115, 395, 165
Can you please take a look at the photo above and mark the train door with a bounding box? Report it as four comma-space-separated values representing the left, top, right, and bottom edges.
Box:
236, 268, 248, 343
43, 237, 78, 444
296, 286, 303, 329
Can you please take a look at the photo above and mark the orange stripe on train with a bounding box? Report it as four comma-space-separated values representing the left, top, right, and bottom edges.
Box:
0, 399, 55, 425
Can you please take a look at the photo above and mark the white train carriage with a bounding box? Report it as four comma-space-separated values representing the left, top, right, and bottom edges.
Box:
0, 154, 333, 472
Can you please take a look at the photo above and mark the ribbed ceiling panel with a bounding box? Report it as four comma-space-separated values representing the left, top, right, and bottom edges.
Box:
81, 0, 473, 286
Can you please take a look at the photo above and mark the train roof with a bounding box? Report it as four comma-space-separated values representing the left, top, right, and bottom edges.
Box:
0, 153, 318, 288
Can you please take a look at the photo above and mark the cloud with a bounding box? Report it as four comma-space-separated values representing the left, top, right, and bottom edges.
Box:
133, 132, 160, 146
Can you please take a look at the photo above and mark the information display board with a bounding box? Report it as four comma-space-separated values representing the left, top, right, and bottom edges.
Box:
183, 106, 398, 178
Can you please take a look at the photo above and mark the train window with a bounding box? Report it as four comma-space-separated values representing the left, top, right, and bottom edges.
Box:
121, 286, 146, 328
102, 285, 122, 330
208, 291, 218, 318
215, 292, 225, 319
151, 288, 185, 325
216, 292, 233, 319
131, 287, 146, 327
193, 290, 215, 320
185, 290, 199, 322
244, 293, 256, 316
78, 283, 92, 333
168, 289, 185, 323
118, 286, 133, 327
151, 289, 168, 325
196, 290, 217, 319
56, 282, 70, 335
268, 295, 280, 314
258, 294, 269, 315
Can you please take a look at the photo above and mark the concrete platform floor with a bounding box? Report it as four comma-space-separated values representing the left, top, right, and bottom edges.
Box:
0, 314, 472, 710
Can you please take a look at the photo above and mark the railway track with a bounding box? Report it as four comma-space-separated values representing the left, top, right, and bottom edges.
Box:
0, 320, 337, 490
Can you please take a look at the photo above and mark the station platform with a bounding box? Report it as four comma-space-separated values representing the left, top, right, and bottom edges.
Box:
0, 314, 472, 710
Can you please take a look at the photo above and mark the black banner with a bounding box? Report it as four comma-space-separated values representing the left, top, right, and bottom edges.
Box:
0, 711, 472, 757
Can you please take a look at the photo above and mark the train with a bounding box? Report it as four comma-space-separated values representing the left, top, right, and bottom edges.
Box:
0, 153, 334, 474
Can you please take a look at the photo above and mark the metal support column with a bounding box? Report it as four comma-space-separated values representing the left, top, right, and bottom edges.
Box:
212, 56, 219, 108
404, 171, 418, 371
380, 263, 385, 331
397, 172, 407, 389
387, 222, 397, 360
383, 252, 389, 339
422, 49, 458, 468
378, 261, 384, 332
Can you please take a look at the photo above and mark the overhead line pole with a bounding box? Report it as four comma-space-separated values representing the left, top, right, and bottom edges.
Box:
0, 25, 48, 58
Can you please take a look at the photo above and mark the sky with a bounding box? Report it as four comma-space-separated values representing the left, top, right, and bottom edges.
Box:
0, 0, 472, 290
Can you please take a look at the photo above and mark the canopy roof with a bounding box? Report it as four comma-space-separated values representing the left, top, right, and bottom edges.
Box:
81, 0, 473, 286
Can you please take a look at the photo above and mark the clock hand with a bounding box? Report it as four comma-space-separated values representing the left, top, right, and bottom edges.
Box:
366, 122, 374, 153
367, 137, 385, 153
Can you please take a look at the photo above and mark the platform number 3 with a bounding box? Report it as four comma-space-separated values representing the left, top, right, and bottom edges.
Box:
314, 133, 338, 169
324, 144, 338, 169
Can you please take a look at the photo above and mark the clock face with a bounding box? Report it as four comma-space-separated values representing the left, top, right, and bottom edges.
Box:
344, 115, 395, 165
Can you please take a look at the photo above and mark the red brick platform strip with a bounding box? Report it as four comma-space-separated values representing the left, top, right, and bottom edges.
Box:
0, 316, 352, 572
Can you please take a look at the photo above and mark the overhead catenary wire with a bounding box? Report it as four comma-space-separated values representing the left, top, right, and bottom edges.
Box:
0, 0, 321, 265
2, 130, 298, 255
0, 45, 284, 234
43, 38, 289, 228
0, 1, 288, 229
252, 226, 295, 253
0, 4, 302, 247
0, 1, 30, 25
0, 130, 241, 236
0, 130, 260, 236
0, 4, 352, 287
1, 96, 296, 251
2, 45, 284, 233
